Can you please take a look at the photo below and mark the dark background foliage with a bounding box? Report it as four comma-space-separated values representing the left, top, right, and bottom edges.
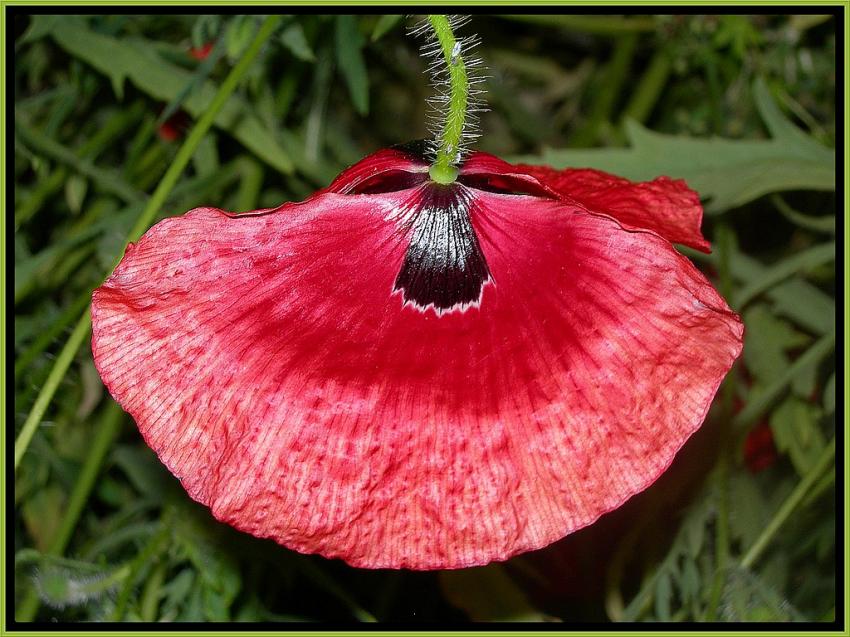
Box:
12, 12, 838, 623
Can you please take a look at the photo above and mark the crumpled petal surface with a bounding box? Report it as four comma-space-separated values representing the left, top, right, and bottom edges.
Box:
516, 164, 711, 252
92, 150, 742, 569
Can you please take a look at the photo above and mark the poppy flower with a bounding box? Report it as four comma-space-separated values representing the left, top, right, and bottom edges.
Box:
189, 41, 214, 61
157, 110, 190, 143
91, 142, 743, 570
743, 421, 778, 473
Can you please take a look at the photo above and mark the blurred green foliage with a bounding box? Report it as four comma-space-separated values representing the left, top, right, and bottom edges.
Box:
13, 13, 836, 623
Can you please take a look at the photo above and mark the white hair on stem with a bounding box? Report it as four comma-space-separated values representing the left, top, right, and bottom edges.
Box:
408, 15, 489, 165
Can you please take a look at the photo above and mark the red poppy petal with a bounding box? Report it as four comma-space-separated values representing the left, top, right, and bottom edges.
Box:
92, 185, 741, 569
515, 165, 711, 253
459, 152, 561, 198
325, 148, 428, 194
189, 42, 214, 61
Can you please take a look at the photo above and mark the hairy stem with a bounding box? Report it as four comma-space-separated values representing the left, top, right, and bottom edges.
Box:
426, 15, 469, 185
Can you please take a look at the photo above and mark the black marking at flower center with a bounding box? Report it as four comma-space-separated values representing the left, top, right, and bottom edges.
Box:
394, 184, 491, 313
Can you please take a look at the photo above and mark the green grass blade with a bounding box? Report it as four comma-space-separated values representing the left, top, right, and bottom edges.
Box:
15, 291, 92, 377
741, 437, 835, 569
14, 312, 92, 471
335, 16, 369, 116
49, 19, 294, 175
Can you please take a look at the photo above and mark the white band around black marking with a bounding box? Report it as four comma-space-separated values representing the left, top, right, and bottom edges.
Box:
393, 183, 491, 314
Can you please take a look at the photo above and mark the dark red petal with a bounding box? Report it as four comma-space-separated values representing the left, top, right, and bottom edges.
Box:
744, 421, 778, 473
157, 110, 190, 143
157, 122, 180, 142
189, 42, 214, 61
459, 152, 561, 198
92, 183, 741, 569
515, 165, 711, 253
324, 148, 428, 194
323, 147, 559, 198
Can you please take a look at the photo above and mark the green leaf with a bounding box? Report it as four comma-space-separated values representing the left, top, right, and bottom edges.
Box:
335, 16, 369, 116
703, 249, 836, 336
172, 503, 241, 617
192, 15, 221, 50
720, 566, 805, 621
770, 397, 827, 477
735, 241, 835, 308
20, 14, 62, 44
767, 276, 835, 336
683, 506, 706, 556
160, 569, 195, 619
654, 571, 672, 621
177, 584, 205, 621
15, 118, 143, 206
48, 19, 294, 174
111, 445, 172, 502
439, 565, 548, 621
714, 16, 762, 60
515, 79, 834, 212
22, 486, 66, 552
232, 157, 265, 212
823, 373, 835, 415
14, 222, 103, 304
680, 556, 700, 603
226, 16, 257, 61
752, 77, 828, 160
772, 195, 835, 234
280, 22, 316, 62
727, 472, 770, 549
371, 15, 403, 42
192, 132, 220, 178
64, 175, 88, 214
742, 304, 811, 388
204, 588, 232, 622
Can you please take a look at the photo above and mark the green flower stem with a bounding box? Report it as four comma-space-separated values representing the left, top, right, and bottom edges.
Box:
741, 437, 836, 569
571, 33, 638, 148
621, 48, 671, 125
14, 313, 92, 470
13, 15, 282, 475
427, 15, 468, 185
